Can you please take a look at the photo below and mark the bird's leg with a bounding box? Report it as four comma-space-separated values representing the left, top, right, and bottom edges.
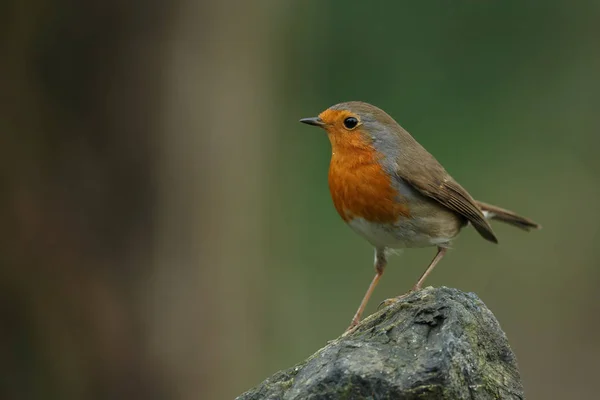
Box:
345, 248, 387, 332
380, 246, 448, 308
411, 246, 447, 291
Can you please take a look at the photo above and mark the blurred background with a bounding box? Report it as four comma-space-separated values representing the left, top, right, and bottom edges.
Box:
2, 1, 599, 399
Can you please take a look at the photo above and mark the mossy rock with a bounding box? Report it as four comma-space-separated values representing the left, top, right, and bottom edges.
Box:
237, 287, 524, 400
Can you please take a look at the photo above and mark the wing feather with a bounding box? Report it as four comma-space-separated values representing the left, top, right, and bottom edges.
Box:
396, 155, 498, 244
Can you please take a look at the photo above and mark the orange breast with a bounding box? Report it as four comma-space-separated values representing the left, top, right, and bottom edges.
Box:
327, 131, 410, 223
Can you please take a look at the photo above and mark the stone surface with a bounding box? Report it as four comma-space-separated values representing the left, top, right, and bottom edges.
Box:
237, 287, 524, 400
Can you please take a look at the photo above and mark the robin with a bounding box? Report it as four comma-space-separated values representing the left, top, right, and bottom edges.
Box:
300, 101, 540, 332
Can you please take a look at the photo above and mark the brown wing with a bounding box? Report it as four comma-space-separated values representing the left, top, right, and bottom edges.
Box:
395, 149, 498, 244
364, 108, 498, 243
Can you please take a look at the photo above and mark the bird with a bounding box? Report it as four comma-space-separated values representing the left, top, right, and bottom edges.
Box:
299, 101, 540, 332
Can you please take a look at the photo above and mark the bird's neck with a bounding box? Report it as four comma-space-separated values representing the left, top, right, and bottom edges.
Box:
328, 131, 378, 169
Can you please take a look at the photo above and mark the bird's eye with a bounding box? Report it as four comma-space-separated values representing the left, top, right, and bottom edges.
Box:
343, 117, 358, 130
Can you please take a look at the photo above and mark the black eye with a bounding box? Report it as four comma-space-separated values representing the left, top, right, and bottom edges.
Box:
343, 117, 358, 130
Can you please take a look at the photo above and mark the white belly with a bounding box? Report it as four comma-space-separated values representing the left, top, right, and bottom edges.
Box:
347, 217, 455, 249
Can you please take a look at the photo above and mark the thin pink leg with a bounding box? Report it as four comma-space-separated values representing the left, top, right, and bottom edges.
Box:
379, 246, 448, 308
346, 249, 387, 331
411, 246, 447, 291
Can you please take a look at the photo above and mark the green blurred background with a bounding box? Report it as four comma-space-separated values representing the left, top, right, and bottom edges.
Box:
2, 1, 599, 399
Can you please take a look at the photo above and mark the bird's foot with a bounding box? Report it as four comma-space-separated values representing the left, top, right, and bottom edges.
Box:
342, 318, 361, 337
378, 291, 413, 310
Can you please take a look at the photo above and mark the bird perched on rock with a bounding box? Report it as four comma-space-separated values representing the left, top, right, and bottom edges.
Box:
300, 101, 540, 331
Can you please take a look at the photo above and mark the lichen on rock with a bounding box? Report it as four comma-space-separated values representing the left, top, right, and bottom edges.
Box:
237, 287, 524, 400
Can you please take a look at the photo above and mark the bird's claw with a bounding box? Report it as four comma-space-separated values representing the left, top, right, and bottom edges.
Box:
377, 292, 412, 310
343, 319, 360, 336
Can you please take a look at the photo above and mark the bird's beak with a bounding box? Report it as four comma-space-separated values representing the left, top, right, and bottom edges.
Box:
299, 117, 325, 127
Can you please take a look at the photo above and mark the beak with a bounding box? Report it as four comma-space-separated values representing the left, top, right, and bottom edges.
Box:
299, 117, 325, 127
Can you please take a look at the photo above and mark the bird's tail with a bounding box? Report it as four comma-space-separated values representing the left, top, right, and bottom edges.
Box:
475, 200, 541, 231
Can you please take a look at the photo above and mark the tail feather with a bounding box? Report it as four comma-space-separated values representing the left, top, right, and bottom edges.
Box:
475, 200, 541, 231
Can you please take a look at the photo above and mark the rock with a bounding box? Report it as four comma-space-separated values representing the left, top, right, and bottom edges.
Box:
237, 286, 524, 400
